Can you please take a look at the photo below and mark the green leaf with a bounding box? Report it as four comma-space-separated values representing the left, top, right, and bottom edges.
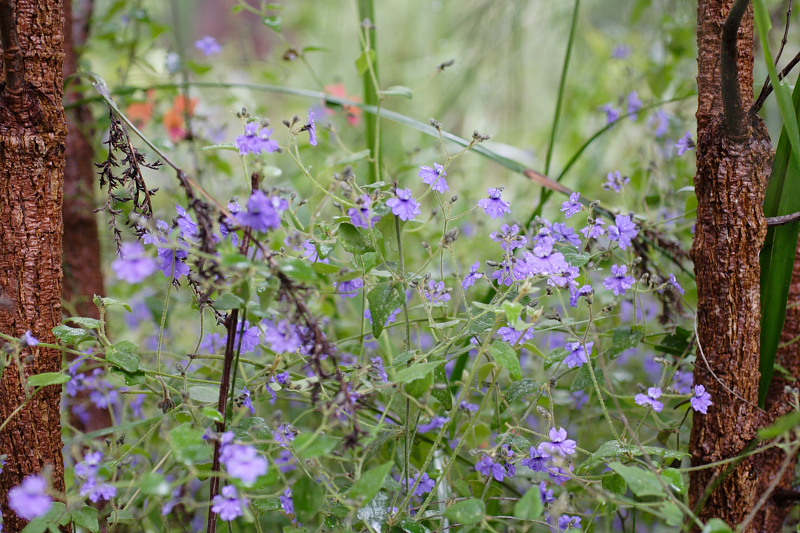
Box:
21, 502, 66, 533
187, 385, 220, 403
608, 463, 665, 497
469, 304, 496, 335
355, 50, 376, 75
65, 317, 103, 329
654, 327, 692, 356
501, 378, 539, 412
338, 223, 374, 254
607, 326, 643, 359
395, 361, 441, 383
139, 472, 170, 496
444, 498, 485, 525
758, 410, 800, 439
52, 325, 93, 345
367, 284, 405, 338
701, 518, 734, 533
295, 477, 325, 522
405, 371, 434, 399
431, 363, 453, 410
201, 406, 225, 423
398, 520, 431, 533
661, 501, 683, 527
562, 248, 590, 267
72, 505, 99, 532
169, 423, 209, 466
380, 85, 413, 99
93, 295, 132, 312
27, 372, 70, 387
602, 473, 627, 495
758, 73, 800, 406
214, 293, 245, 310
110, 367, 146, 386
513, 485, 543, 520
107, 340, 140, 373
489, 341, 522, 380
293, 433, 338, 461
107, 509, 135, 526
262, 15, 282, 31
662, 468, 686, 494
570, 361, 603, 392
578, 440, 688, 475
280, 258, 318, 282
348, 461, 393, 502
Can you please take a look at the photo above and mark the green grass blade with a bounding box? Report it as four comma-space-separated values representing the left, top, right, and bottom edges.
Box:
758, 75, 800, 406
357, 0, 382, 183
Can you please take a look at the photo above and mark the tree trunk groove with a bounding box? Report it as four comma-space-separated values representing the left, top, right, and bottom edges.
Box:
0, 1, 68, 530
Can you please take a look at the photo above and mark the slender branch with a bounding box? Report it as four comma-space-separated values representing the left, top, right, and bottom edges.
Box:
767, 211, 800, 226
753, 51, 800, 113
0, 0, 25, 96
721, 0, 753, 138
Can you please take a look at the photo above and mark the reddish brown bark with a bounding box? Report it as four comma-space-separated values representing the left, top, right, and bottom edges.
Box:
0, 1, 69, 530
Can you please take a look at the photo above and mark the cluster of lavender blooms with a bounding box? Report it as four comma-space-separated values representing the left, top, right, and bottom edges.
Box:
0, 106, 710, 533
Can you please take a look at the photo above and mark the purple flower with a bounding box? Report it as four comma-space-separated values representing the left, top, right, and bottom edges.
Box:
280, 488, 296, 521
175, 205, 199, 240
565, 341, 593, 369
572, 390, 590, 409
551, 223, 581, 247
521, 445, 551, 472
424, 280, 451, 304
387, 188, 421, 221
651, 109, 670, 137
262, 319, 301, 353
371, 356, 388, 382
497, 324, 535, 345
539, 481, 555, 504
304, 110, 317, 146
673, 370, 694, 395
22, 330, 39, 347
607, 214, 638, 250
275, 449, 297, 473
235, 122, 279, 155
542, 427, 577, 456
419, 163, 449, 193
113, 242, 158, 283
603, 171, 630, 193
580, 218, 606, 240
676, 131, 695, 155
336, 278, 364, 298
9, 475, 52, 520
491, 224, 527, 252
558, 515, 583, 532
237, 190, 283, 232
561, 192, 582, 218
569, 285, 593, 308
195, 36, 222, 56
348, 194, 380, 228
691, 385, 713, 414
158, 246, 191, 280
519, 242, 568, 277
478, 188, 511, 219
239, 387, 255, 414
275, 423, 298, 447
460, 401, 480, 412
601, 103, 620, 124
475, 455, 508, 482
212, 485, 248, 521
418, 416, 449, 433
604, 264, 636, 296
79, 478, 117, 502
411, 473, 436, 496
220, 442, 269, 485
635, 386, 664, 412
235, 319, 262, 353
612, 44, 631, 59
462, 262, 483, 290
668, 273, 685, 295
627, 91, 643, 120
302, 240, 328, 263
75, 451, 103, 478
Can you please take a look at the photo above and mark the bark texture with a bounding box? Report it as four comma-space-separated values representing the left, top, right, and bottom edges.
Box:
0, 1, 68, 530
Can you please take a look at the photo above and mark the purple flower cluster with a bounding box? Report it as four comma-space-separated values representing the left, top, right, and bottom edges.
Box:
565, 341, 593, 369
8, 475, 52, 520
691, 385, 713, 414
113, 242, 158, 283
419, 163, 449, 193
560, 192, 582, 218
387, 188, 421, 221
219, 432, 269, 486
478, 188, 511, 219
462, 262, 483, 290
424, 280, 451, 304
635, 386, 664, 412
604, 264, 636, 296
348, 194, 380, 228
607, 214, 638, 249
490, 224, 527, 253
235, 122, 279, 155
603, 171, 630, 193
404, 473, 436, 496
542, 427, 577, 456
195, 36, 222, 56
75, 451, 117, 502
676, 131, 695, 155
236, 190, 286, 233
212, 485, 248, 521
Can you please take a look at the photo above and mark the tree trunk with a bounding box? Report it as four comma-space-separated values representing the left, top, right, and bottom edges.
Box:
0, 1, 68, 530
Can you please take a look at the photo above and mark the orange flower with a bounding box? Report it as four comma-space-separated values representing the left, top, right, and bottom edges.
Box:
126, 90, 156, 128
163, 94, 199, 142
324, 83, 361, 126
